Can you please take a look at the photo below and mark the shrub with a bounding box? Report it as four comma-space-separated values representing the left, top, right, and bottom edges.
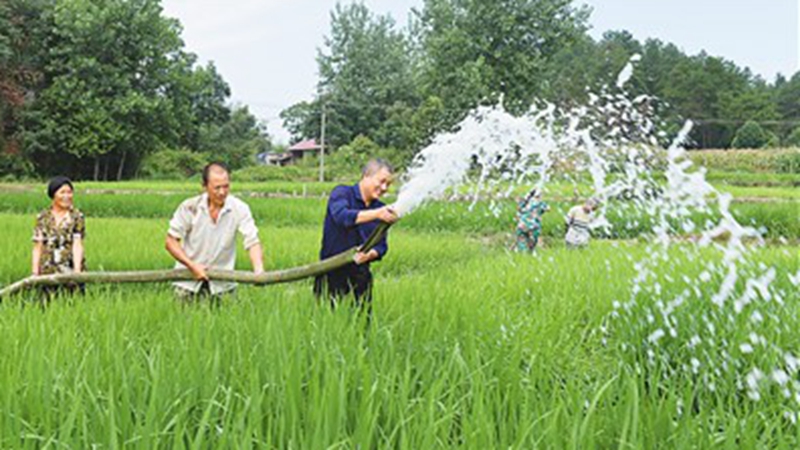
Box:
785, 128, 800, 148
765, 131, 781, 148
0, 140, 35, 180
335, 135, 382, 169
139, 148, 208, 179
774, 149, 800, 174
0, 152, 34, 180
293, 135, 401, 182
333, 136, 399, 171
234, 165, 315, 182
731, 121, 768, 149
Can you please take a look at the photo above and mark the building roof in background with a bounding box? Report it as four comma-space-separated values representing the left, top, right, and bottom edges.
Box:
288, 139, 320, 151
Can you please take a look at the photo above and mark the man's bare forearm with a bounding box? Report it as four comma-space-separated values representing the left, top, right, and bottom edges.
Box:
356, 206, 398, 225
248, 243, 264, 273
165, 235, 197, 271
355, 209, 378, 224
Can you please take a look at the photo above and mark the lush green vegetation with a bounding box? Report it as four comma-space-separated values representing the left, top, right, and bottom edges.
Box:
0, 180, 342, 196
1, 203, 798, 447
1, 182, 797, 241
690, 149, 800, 177
3, 0, 797, 442
283, 0, 800, 161
0, 0, 270, 181
4, 0, 800, 182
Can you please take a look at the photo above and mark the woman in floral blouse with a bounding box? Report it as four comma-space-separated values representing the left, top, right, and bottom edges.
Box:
31, 177, 86, 288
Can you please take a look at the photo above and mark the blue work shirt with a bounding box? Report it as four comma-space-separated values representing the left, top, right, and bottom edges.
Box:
319, 183, 388, 261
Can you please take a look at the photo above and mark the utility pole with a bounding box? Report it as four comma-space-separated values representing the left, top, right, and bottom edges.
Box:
319, 104, 326, 183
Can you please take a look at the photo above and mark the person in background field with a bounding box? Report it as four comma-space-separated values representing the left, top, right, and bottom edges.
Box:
165, 162, 264, 303
565, 197, 600, 248
515, 188, 549, 253
314, 158, 398, 317
31, 176, 86, 297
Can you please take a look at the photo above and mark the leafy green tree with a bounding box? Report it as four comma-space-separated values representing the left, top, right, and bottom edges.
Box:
373, 96, 447, 166
718, 82, 779, 124
20, 0, 233, 180
282, 2, 417, 152
334, 134, 383, 169
661, 53, 751, 148
785, 128, 800, 148
417, 0, 588, 118
168, 59, 232, 151
0, 0, 50, 177
595, 30, 643, 87
731, 120, 769, 149
282, 0, 792, 156
636, 39, 687, 96
320, 2, 417, 147
541, 34, 600, 106
139, 147, 208, 179
280, 101, 321, 146
197, 105, 270, 170
776, 73, 800, 121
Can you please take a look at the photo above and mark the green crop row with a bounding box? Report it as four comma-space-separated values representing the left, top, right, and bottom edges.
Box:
689, 149, 800, 174
0, 213, 798, 447
1, 190, 797, 241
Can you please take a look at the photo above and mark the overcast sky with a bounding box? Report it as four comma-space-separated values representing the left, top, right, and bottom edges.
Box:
161, 0, 799, 144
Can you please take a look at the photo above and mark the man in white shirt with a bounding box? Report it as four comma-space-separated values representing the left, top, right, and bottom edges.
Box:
165, 162, 264, 299
565, 197, 600, 248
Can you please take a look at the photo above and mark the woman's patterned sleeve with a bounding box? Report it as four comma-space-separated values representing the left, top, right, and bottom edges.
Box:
74, 212, 86, 239
32, 212, 46, 242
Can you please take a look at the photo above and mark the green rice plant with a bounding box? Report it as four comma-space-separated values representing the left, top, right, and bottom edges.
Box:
719, 185, 800, 200
1, 189, 797, 242
705, 171, 800, 187
0, 180, 342, 197
0, 209, 799, 447
688, 149, 800, 174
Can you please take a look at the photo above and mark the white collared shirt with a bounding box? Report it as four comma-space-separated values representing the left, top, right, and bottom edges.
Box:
168, 193, 260, 294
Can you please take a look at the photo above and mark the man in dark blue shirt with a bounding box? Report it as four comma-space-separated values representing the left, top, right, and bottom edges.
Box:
314, 159, 398, 313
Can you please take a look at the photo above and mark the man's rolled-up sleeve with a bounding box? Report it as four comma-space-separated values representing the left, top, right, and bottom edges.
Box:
238, 204, 260, 250
329, 188, 358, 228
168, 202, 191, 240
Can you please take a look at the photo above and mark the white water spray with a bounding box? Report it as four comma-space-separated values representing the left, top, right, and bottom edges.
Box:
393, 54, 798, 410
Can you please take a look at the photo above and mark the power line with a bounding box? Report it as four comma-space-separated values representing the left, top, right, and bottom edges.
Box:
692, 119, 800, 126
246, 97, 800, 131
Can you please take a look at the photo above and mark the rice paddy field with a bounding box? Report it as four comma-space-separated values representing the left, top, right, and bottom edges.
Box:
0, 179, 798, 448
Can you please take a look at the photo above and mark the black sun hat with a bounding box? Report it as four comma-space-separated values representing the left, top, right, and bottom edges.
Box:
47, 176, 74, 199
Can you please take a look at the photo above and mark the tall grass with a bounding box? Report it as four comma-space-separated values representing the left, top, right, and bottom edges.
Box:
705, 171, 800, 187
0, 211, 798, 447
0, 180, 342, 197
1, 189, 797, 240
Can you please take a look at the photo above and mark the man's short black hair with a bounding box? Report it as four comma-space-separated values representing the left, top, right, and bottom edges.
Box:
361, 158, 394, 178
202, 162, 230, 186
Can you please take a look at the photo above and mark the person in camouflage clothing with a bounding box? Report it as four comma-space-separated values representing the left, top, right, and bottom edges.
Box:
515, 188, 549, 253
31, 176, 86, 296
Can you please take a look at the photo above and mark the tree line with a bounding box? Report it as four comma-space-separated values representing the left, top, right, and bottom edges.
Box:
2, 0, 798, 180
282, 0, 800, 169
0, 0, 270, 180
